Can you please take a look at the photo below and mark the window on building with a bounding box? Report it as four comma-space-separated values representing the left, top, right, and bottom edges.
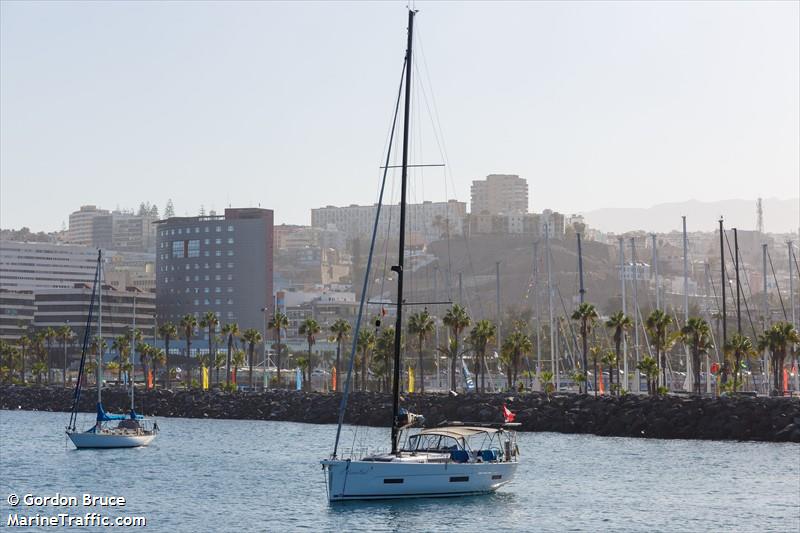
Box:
188, 240, 200, 257
171, 241, 183, 258
227, 287, 233, 293
227, 298, 234, 305
215, 287, 221, 293
204, 239, 210, 245
185, 264, 190, 270
204, 251, 210, 257
204, 227, 209, 233
215, 238, 222, 245
204, 288, 210, 293
215, 250, 221, 257
215, 275, 221, 281
215, 299, 221, 305
227, 225, 234, 232
205, 275, 210, 281
227, 262, 234, 268
227, 250, 234, 256
215, 263, 221, 268
185, 275, 190, 282
204, 298, 210, 305
216, 226, 222, 232
227, 274, 233, 281
227, 237, 234, 244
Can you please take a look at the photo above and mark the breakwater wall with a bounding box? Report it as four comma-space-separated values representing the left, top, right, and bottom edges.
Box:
2, 385, 799, 443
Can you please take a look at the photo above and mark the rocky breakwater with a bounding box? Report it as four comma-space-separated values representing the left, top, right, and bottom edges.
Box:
1, 385, 798, 443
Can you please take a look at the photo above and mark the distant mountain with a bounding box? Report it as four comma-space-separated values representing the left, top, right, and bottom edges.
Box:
581, 198, 799, 234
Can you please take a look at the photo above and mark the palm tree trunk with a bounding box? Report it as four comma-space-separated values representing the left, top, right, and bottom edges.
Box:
249, 345, 254, 390
335, 340, 341, 392
226, 337, 232, 387
581, 321, 588, 394
418, 337, 425, 394
275, 331, 282, 387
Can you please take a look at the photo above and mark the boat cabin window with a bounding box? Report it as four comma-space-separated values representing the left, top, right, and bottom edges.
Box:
405, 434, 461, 452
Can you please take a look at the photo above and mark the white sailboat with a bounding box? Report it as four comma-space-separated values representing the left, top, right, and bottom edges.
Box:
321, 10, 519, 501
66, 250, 158, 449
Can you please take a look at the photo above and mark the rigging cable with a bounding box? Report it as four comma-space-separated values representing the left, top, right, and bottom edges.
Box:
332, 59, 406, 459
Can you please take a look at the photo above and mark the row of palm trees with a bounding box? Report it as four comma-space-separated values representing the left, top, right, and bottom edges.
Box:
3, 303, 797, 397
571, 302, 799, 397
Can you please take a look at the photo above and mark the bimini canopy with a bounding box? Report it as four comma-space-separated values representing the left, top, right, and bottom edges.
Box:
96, 403, 127, 422
416, 427, 500, 440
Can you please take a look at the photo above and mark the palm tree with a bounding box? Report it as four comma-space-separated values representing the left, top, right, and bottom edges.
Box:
111, 335, 130, 385
373, 327, 397, 392
636, 356, 659, 396
329, 318, 352, 392
267, 312, 288, 387
298, 318, 320, 390
605, 311, 632, 394
158, 322, 178, 389
589, 345, 604, 396
758, 321, 800, 395
680, 317, 714, 395
199, 311, 219, 380
442, 304, 471, 392
220, 322, 240, 388
214, 350, 226, 387
408, 311, 435, 393
571, 302, 598, 394
137, 343, 151, 388
231, 348, 246, 388
89, 336, 107, 386
467, 319, 496, 393
356, 329, 376, 391
17, 335, 30, 384
645, 309, 675, 390
57, 325, 74, 386
241, 328, 262, 390
502, 330, 532, 389
600, 349, 617, 395
725, 333, 755, 392
150, 347, 166, 389
43, 327, 57, 383
180, 314, 197, 388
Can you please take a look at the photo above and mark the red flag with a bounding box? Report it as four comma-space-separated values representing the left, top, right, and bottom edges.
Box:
381, 307, 387, 317
502, 404, 516, 423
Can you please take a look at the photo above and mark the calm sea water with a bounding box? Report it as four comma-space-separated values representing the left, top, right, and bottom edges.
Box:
1, 409, 798, 532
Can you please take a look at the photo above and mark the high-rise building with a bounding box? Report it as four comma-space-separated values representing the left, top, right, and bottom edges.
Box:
34, 284, 156, 343
155, 208, 274, 333
470, 174, 529, 215
112, 212, 158, 252
0, 290, 35, 340
311, 200, 466, 243
0, 241, 99, 291
68, 206, 158, 252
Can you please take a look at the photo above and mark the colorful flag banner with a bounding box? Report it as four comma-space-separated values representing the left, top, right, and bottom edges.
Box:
784, 368, 789, 393
408, 367, 415, 393
296, 367, 302, 391
147, 370, 153, 389
331, 367, 337, 391
202, 366, 209, 390
599, 373, 605, 394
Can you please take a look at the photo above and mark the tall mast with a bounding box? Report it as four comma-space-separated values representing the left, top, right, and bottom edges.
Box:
652, 233, 659, 310
734, 228, 741, 334
131, 295, 136, 411
577, 232, 587, 392
762, 243, 769, 394
720, 219, 727, 355
97, 250, 103, 407
546, 225, 556, 390
619, 237, 628, 391
682, 216, 690, 393
533, 242, 541, 378
390, 8, 415, 456
630, 238, 640, 392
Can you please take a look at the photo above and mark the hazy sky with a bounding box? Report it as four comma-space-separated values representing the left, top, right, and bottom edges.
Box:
1, 1, 798, 232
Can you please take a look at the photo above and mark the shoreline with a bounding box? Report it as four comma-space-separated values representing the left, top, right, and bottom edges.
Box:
1, 385, 798, 443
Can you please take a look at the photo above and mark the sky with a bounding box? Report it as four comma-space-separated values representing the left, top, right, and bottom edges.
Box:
1, 1, 798, 232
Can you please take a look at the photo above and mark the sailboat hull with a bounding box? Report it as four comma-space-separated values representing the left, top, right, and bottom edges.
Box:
321, 459, 517, 501
67, 431, 155, 449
